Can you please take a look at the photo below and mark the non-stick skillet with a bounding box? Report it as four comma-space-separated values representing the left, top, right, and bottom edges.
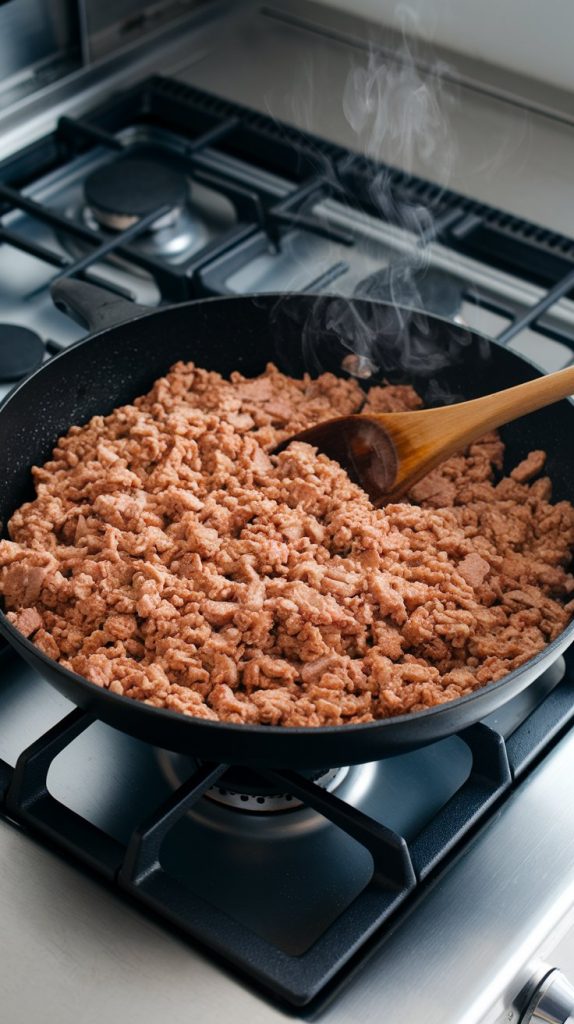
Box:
0, 279, 572, 769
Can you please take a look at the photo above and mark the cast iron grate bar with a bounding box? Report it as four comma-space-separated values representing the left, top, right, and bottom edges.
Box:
264, 768, 414, 888
5, 708, 124, 878
261, 768, 415, 889
57, 116, 125, 154
409, 723, 511, 879
53, 204, 171, 281
120, 851, 413, 1006
496, 264, 574, 345
268, 177, 356, 247
339, 148, 574, 263
0, 128, 356, 306
180, 117, 240, 155
416, 204, 467, 247
0, 224, 156, 302
0, 223, 138, 302
270, 207, 354, 246
303, 260, 350, 293
57, 114, 240, 163
2, 72, 574, 310
0, 225, 69, 269
150, 78, 349, 186
149, 78, 574, 331
191, 165, 268, 229
173, 226, 261, 295
120, 762, 228, 884
147, 75, 574, 326
0, 183, 192, 301
506, 651, 574, 777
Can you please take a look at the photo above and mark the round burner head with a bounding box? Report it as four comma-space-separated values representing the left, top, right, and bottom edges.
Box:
84, 158, 189, 231
0, 325, 44, 382
354, 266, 464, 320
205, 766, 349, 813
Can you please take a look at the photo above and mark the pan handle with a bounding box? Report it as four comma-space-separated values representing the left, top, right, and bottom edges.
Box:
50, 279, 150, 333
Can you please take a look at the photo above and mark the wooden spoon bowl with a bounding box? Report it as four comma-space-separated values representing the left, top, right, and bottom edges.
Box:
275, 365, 574, 505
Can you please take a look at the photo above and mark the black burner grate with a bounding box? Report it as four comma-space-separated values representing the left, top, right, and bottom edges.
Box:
1, 650, 573, 1006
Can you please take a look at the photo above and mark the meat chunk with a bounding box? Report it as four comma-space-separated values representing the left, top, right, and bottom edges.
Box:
7, 607, 43, 637
511, 450, 546, 483
458, 553, 490, 588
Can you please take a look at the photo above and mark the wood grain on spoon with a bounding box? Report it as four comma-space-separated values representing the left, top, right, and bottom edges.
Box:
275, 365, 574, 506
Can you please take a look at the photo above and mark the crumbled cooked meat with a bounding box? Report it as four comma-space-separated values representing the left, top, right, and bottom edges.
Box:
511, 449, 546, 483
0, 361, 572, 727
362, 383, 424, 413
457, 553, 491, 588
7, 606, 43, 637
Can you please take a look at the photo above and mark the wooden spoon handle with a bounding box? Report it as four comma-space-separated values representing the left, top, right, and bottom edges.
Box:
383, 364, 574, 499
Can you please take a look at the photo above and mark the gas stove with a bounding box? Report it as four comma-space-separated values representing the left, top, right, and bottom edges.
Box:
1, 4, 574, 1024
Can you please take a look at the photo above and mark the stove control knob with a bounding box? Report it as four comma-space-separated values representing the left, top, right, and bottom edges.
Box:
521, 969, 574, 1024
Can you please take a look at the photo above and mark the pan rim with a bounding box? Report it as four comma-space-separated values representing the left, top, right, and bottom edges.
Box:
0, 291, 573, 741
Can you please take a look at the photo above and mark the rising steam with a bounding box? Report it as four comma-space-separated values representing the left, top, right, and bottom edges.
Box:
293, 7, 475, 401
343, 7, 457, 198
341, 6, 458, 313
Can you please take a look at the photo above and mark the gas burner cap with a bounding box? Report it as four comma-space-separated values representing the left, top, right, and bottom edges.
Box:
0, 325, 44, 381
84, 158, 189, 231
205, 766, 349, 813
354, 266, 464, 320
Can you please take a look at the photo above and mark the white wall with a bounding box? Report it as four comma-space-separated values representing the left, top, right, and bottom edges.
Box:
312, 0, 574, 93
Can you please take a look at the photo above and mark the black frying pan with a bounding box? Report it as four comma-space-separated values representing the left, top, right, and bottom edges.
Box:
0, 280, 572, 769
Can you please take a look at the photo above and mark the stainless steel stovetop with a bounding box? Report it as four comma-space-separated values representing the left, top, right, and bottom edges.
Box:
1, 4, 574, 1024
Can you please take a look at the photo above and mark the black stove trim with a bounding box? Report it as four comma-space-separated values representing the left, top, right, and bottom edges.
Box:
2, 649, 574, 1006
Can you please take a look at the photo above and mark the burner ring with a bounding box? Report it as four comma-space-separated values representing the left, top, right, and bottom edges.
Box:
84, 157, 189, 231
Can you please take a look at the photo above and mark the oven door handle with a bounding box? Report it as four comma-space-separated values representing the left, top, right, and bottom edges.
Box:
521, 968, 574, 1023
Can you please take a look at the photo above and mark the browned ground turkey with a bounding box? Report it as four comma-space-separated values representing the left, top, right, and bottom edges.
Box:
1, 361, 573, 727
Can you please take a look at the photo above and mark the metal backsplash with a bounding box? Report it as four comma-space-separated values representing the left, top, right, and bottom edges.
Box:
78, 0, 212, 62
0, 0, 80, 106
0, 0, 213, 108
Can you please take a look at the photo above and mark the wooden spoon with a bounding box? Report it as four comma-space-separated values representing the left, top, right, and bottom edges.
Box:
274, 365, 574, 506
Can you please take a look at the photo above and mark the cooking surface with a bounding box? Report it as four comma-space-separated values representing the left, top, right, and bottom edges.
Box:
1, 1, 574, 1022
